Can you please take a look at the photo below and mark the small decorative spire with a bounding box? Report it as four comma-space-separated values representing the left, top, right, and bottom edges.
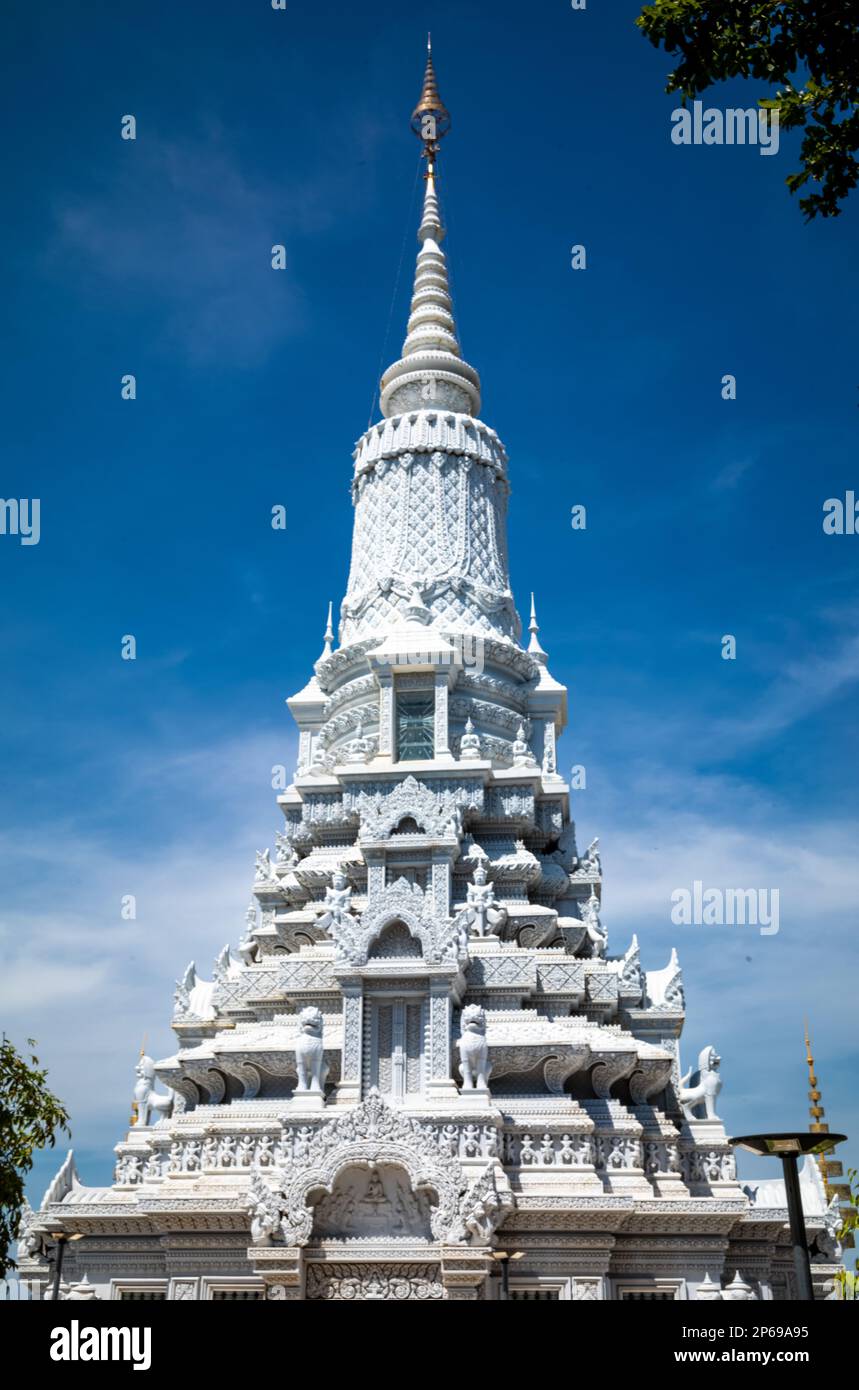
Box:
528, 592, 548, 663
724, 1271, 753, 1300
321, 601, 334, 658
696, 1271, 722, 1301
404, 584, 432, 625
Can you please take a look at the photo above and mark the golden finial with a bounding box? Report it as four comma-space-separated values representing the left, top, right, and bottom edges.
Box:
411, 35, 451, 175
803, 1022, 851, 1217
805, 1018, 822, 1129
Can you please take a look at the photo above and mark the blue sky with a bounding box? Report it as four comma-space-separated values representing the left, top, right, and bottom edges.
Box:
2, 0, 857, 1211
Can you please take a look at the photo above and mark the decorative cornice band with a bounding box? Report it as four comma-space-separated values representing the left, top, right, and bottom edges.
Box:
353, 411, 508, 479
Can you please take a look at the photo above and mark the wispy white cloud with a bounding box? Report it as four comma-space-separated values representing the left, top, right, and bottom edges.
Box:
709, 454, 754, 491
47, 125, 368, 366
570, 749, 859, 1174
1, 726, 296, 1147
0, 962, 109, 1013
573, 620, 859, 766
712, 629, 859, 748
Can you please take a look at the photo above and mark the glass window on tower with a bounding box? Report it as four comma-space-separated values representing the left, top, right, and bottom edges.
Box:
396, 689, 435, 761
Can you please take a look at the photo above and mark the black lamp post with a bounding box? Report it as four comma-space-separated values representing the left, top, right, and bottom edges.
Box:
730, 1131, 847, 1302
47, 1231, 84, 1302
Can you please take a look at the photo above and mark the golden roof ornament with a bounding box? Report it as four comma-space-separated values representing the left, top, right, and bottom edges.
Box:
804, 1021, 851, 1211
410, 33, 451, 171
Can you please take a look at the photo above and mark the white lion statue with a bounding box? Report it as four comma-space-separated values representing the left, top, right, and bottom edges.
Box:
457, 1005, 492, 1090
294, 1006, 328, 1093
133, 1054, 174, 1127
678, 1045, 722, 1120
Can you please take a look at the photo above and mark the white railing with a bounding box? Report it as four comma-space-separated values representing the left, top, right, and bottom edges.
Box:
1, 1278, 39, 1300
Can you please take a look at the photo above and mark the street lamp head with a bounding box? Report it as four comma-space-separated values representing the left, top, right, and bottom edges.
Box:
729, 1131, 847, 1158
728, 1130, 847, 1303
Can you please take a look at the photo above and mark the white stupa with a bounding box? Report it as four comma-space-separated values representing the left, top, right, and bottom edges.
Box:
18, 42, 841, 1303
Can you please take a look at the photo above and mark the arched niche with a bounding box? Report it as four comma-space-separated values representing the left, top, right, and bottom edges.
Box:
393, 816, 422, 834
310, 1162, 433, 1240
275, 1091, 464, 1245
368, 920, 424, 959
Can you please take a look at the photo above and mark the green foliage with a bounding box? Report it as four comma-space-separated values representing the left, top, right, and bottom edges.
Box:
834, 1167, 859, 1300
0, 1036, 70, 1278
637, 1, 859, 218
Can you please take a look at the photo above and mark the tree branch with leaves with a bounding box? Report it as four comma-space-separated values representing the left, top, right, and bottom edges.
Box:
0, 1036, 70, 1278
834, 1167, 858, 1300
637, 2, 859, 218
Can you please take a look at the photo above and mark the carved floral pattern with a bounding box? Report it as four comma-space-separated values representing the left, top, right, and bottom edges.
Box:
348, 775, 483, 841
306, 1262, 445, 1301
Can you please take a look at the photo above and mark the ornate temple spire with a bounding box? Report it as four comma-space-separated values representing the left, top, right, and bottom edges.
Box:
339, 39, 520, 646
379, 43, 481, 420
804, 1022, 850, 1204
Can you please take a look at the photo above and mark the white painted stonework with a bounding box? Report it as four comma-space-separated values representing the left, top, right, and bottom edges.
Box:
19, 63, 840, 1303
